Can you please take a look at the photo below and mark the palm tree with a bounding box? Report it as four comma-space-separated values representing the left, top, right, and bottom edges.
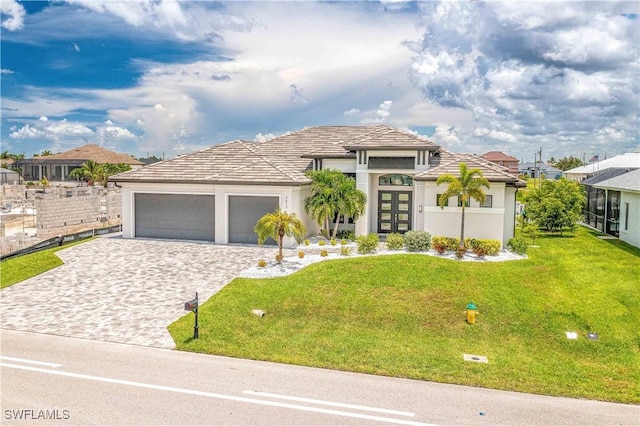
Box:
436, 162, 490, 247
254, 208, 306, 263
304, 169, 366, 238
330, 175, 366, 238
69, 160, 104, 186
304, 169, 342, 236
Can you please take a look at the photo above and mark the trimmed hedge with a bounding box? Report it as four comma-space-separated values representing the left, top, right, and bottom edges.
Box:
356, 233, 379, 254
403, 230, 432, 252
385, 233, 405, 250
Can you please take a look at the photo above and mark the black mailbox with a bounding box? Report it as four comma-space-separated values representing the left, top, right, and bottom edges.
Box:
184, 299, 198, 311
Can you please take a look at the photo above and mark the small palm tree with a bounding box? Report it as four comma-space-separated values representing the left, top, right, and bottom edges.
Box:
437, 162, 490, 247
255, 208, 306, 263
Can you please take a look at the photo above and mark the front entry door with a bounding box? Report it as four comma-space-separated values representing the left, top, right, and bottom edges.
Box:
378, 191, 412, 234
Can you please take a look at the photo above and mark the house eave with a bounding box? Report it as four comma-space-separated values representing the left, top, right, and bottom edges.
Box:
110, 177, 311, 187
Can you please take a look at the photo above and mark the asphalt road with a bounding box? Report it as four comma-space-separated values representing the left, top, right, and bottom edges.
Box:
1, 330, 637, 425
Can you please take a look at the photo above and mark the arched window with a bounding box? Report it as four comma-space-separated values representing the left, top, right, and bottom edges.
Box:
379, 174, 413, 186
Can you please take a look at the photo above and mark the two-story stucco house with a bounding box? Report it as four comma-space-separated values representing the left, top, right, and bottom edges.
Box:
112, 125, 525, 247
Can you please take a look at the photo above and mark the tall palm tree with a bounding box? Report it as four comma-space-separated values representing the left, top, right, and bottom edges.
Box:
436, 162, 490, 247
255, 208, 306, 263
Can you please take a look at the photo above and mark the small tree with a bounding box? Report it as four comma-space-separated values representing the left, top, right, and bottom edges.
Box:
254, 208, 306, 263
524, 178, 586, 234
436, 163, 490, 247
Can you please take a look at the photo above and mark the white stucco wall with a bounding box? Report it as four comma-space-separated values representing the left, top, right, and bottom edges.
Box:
421, 181, 508, 246
619, 191, 640, 248
120, 182, 314, 247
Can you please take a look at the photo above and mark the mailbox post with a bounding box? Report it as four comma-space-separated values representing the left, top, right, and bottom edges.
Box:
184, 292, 199, 339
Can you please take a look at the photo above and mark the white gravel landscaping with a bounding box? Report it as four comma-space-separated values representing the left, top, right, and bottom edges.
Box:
239, 242, 527, 279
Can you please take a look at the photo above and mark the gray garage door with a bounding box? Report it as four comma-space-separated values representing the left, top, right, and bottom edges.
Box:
135, 193, 215, 241
228, 196, 279, 245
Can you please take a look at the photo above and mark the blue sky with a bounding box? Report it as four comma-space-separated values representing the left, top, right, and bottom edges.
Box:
1, 1, 638, 164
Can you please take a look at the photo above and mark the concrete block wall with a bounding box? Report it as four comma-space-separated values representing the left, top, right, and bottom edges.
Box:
33, 186, 122, 238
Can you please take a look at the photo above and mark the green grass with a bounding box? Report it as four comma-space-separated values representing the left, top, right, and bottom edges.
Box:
0, 239, 90, 289
169, 227, 640, 404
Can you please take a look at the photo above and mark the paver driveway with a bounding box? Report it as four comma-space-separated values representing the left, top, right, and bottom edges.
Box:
0, 236, 290, 348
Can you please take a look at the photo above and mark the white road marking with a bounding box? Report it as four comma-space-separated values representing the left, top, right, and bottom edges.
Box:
1, 363, 435, 426
243, 390, 415, 417
0, 356, 61, 368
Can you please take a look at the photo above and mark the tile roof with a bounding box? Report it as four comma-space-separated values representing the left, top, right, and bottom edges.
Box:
113, 125, 440, 185
20, 144, 143, 165
112, 141, 311, 185
592, 168, 640, 192
415, 153, 526, 185
481, 151, 519, 162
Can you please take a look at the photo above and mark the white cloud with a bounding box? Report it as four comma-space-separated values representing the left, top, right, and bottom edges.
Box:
254, 133, 275, 142
408, 0, 639, 158
1, 0, 25, 31
344, 108, 360, 116
39, 116, 48, 122
1, 68, 14, 74
10, 125, 45, 139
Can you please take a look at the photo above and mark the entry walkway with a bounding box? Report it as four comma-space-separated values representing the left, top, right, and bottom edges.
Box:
0, 236, 290, 348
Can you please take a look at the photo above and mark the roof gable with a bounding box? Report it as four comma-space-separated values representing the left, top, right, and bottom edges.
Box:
415, 154, 524, 184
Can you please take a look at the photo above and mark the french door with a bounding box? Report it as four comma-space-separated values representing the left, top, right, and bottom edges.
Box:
377, 191, 412, 234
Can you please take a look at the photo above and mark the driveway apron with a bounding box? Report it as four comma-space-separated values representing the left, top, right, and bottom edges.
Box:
0, 236, 289, 348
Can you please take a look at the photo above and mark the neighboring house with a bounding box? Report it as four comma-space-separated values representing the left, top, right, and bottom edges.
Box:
0, 167, 20, 184
564, 152, 640, 182
112, 125, 525, 247
481, 151, 519, 174
582, 168, 640, 248
17, 144, 144, 182
518, 162, 562, 179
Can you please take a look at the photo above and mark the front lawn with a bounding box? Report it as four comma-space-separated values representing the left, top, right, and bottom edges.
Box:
0, 239, 89, 289
169, 227, 640, 403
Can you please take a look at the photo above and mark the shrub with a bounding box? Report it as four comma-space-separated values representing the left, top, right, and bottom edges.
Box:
336, 230, 356, 241
318, 239, 326, 246
330, 239, 337, 246
404, 230, 431, 252
340, 246, 352, 256
507, 237, 528, 255
432, 237, 448, 254
340, 239, 348, 246
445, 237, 460, 251
356, 233, 379, 254
467, 239, 501, 257
26, 181, 35, 187
455, 245, 467, 259
304, 239, 310, 246
320, 249, 328, 257
257, 259, 267, 267
298, 251, 305, 259
275, 254, 283, 263
385, 233, 405, 250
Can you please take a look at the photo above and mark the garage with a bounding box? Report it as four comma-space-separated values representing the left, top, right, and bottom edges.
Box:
228, 195, 279, 245
135, 193, 215, 241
